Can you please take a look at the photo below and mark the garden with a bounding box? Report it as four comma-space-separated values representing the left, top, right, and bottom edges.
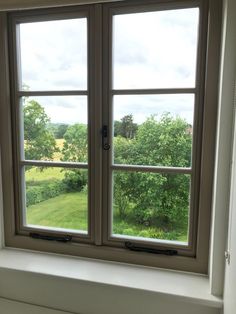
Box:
24, 99, 192, 242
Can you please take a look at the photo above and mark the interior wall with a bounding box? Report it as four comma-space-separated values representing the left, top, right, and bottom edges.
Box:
223, 0, 236, 303
0, 267, 222, 314
209, 0, 236, 297
0, 298, 72, 314
0, 0, 122, 11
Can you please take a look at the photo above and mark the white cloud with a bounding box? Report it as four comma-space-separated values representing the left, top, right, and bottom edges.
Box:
113, 94, 194, 124
113, 8, 199, 89
26, 96, 87, 125
20, 18, 87, 90
19, 7, 199, 125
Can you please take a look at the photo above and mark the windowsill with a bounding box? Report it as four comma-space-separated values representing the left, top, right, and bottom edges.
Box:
0, 247, 223, 311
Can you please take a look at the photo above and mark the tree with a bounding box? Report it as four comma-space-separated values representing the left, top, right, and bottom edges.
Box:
61, 124, 87, 162
24, 100, 57, 161
113, 113, 192, 230
61, 124, 88, 191
114, 114, 138, 139
55, 124, 69, 139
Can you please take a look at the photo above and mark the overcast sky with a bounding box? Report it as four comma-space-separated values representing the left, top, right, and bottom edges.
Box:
20, 7, 199, 125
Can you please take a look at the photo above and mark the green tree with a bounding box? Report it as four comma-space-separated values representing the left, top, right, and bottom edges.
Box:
135, 114, 192, 167
61, 124, 88, 192
114, 113, 192, 230
61, 124, 87, 162
24, 100, 57, 161
47, 123, 69, 139
114, 114, 138, 139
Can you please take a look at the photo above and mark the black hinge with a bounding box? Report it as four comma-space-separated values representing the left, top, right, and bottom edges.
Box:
30, 232, 72, 243
125, 241, 178, 256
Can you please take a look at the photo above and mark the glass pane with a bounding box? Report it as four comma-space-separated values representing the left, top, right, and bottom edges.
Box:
19, 18, 87, 90
22, 96, 88, 162
112, 171, 190, 243
113, 8, 199, 89
24, 166, 88, 232
113, 94, 194, 167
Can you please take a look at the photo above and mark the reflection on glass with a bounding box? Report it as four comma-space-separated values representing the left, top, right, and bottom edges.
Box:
112, 171, 190, 243
24, 166, 88, 232
19, 18, 87, 90
113, 94, 194, 167
113, 8, 199, 89
22, 96, 88, 162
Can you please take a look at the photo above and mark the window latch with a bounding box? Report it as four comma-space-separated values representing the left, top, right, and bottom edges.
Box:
125, 241, 178, 256
30, 232, 72, 243
102, 125, 110, 150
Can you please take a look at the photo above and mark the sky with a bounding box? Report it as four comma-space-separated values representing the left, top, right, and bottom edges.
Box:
20, 7, 199, 125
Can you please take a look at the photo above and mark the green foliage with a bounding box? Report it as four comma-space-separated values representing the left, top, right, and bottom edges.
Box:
61, 124, 87, 162
114, 114, 138, 139
24, 100, 57, 161
113, 136, 136, 164
135, 114, 192, 167
113, 113, 191, 231
48, 123, 69, 139
62, 170, 87, 192
26, 181, 65, 207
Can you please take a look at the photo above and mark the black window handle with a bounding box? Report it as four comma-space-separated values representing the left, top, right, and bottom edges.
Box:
102, 125, 110, 150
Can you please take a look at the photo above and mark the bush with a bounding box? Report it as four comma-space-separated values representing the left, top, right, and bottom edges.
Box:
26, 181, 65, 207
62, 170, 87, 192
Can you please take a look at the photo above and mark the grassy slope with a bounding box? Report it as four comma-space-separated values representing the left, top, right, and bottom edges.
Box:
27, 192, 88, 231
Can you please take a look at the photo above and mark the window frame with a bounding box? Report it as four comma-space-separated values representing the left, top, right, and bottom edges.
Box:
8, 5, 98, 244
0, 0, 222, 274
102, 0, 205, 257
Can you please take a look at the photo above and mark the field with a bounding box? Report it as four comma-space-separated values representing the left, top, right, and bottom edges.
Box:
26, 139, 187, 242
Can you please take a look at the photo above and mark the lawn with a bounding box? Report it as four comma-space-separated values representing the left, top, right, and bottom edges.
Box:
25, 148, 187, 242
27, 188, 187, 242
27, 192, 88, 231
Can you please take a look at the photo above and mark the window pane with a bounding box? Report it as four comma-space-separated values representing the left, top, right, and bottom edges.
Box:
19, 18, 87, 90
113, 94, 194, 167
22, 96, 88, 162
113, 8, 199, 89
24, 166, 88, 233
112, 171, 190, 244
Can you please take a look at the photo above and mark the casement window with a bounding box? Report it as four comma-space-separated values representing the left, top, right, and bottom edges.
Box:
0, 0, 221, 273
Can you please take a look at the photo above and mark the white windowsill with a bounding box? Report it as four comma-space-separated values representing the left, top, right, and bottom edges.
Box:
0, 247, 222, 310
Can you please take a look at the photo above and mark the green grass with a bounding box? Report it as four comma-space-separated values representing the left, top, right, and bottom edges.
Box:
27, 192, 88, 231
113, 217, 188, 242
27, 189, 187, 241
25, 157, 187, 242
26, 167, 65, 185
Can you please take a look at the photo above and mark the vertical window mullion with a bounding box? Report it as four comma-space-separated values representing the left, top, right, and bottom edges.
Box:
90, 4, 103, 245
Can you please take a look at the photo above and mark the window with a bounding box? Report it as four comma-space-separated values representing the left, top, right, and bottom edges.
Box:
0, 0, 221, 273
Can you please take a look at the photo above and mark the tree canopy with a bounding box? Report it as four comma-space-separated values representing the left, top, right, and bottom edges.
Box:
24, 100, 57, 161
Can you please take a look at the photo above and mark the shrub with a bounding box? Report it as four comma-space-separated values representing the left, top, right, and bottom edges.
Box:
62, 170, 87, 192
26, 181, 65, 207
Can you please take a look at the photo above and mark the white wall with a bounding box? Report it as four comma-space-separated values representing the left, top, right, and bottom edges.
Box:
223, 7, 236, 308
224, 112, 236, 313
0, 267, 222, 314
209, 0, 236, 297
